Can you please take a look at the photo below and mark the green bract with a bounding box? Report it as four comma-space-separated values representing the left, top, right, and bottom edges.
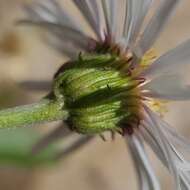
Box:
53, 54, 141, 134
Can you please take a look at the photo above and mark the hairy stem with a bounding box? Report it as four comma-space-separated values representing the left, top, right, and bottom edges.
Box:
0, 99, 68, 129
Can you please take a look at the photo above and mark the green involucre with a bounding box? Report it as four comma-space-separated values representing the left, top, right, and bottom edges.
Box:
53, 54, 139, 134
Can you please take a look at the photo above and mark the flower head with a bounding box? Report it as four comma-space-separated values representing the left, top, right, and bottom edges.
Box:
22, 0, 190, 189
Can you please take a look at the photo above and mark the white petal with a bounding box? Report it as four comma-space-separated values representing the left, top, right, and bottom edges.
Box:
142, 40, 190, 78
130, 0, 153, 47
22, 0, 93, 57
32, 125, 72, 154
140, 126, 190, 190
73, 0, 104, 40
180, 175, 190, 190
46, 34, 82, 59
135, 0, 180, 56
142, 39, 190, 101
123, 0, 153, 49
24, 0, 83, 33
126, 133, 161, 190
101, 0, 130, 45
182, 172, 190, 187
144, 74, 190, 101
163, 123, 190, 155
139, 124, 167, 165
142, 105, 181, 189
143, 107, 178, 171
142, 105, 190, 189
19, 20, 90, 58
123, 0, 138, 47
154, 115, 190, 162
55, 136, 94, 159
101, 0, 118, 37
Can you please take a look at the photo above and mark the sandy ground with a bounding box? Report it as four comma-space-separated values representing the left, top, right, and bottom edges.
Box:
0, 0, 190, 190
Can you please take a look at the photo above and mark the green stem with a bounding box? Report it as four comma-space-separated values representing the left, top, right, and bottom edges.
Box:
0, 99, 68, 129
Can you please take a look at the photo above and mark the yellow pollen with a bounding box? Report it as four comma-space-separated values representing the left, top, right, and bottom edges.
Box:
130, 49, 157, 77
141, 49, 157, 68
140, 49, 168, 117
147, 99, 168, 117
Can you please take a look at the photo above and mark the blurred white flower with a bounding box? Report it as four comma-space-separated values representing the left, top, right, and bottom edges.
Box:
22, 0, 190, 189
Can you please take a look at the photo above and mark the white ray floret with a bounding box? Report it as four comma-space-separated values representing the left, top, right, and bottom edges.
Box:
72, 0, 104, 40
123, 0, 153, 48
135, 0, 180, 56
141, 105, 190, 189
127, 133, 161, 190
142, 39, 190, 100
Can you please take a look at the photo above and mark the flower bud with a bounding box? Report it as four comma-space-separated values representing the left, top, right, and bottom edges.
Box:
53, 54, 142, 134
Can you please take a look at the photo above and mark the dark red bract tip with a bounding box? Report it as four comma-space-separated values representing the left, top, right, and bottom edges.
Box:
122, 126, 134, 136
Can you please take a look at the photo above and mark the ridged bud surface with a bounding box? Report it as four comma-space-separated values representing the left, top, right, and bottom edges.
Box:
53, 54, 142, 134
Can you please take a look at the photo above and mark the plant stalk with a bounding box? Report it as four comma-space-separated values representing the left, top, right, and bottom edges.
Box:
0, 99, 68, 129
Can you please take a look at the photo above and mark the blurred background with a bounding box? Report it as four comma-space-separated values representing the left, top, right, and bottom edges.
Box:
0, 0, 190, 190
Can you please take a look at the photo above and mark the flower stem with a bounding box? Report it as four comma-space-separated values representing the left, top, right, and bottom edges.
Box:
0, 99, 68, 129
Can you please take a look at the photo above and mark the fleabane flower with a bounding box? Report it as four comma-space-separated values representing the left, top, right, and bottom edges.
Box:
21, 0, 190, 189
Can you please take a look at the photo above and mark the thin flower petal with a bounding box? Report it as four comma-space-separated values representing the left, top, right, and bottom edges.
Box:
163, 123, 190, 154
55, 136, 94, 160
130, 0, 153, 48
142, 105, 190, 189
18, 20, 90, 58
142, 39, 190, 78
140, 126, 190, 190
44, 31, 84, 59
24, 0, 83, 32
126, 133, 161, 190
135, 0, 180, 56
73, 0, 104, 40
142, 39, 190, 100
143, 105, 181, 189
22, 0, 92, 57
123, 0, 153, 48
101, 0, 127, 46
25, 20, 89, 48
123, 0, 138, 47
32, 124, 72, 154
144, 74, 190, 101
101, 0, 117, 36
